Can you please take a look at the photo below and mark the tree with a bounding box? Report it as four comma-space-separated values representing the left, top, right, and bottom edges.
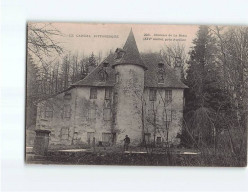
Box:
26, 23, 64, 128
209, 26, 248, 161
161, 42, 187, 80
88, 52, 97, 72
27, 23, 63, 64
184, 25, 226, 146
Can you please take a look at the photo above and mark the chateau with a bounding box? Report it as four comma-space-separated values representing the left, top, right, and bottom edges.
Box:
35, 29, 188, 147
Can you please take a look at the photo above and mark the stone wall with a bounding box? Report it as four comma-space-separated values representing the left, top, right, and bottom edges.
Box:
143, 88, 184, 145
73, 86, 113, 145
35, 84, 184, 147
113, 64, 145, 144
36, 86, 114, 147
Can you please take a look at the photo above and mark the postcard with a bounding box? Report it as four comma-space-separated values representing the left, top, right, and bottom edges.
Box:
25, 22, 247, 166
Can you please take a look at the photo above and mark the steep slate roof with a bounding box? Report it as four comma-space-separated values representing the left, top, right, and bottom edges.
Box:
72, 52, 187, 89
72, 29, 187, 89
142, 53, 188, 89
112, 29, 147, 70
72, 53, 116, 87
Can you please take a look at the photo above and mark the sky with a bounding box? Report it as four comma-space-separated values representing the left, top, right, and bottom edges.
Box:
51, 23, 198, 58
29, 23, 199, 64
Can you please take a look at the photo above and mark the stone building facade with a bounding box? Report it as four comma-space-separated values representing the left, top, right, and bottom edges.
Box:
35, 30, 188, 147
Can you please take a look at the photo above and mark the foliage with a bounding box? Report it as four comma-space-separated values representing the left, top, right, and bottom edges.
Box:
182, 25, 247, 166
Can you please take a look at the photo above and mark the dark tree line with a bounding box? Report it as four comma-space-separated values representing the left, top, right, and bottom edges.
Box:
182, 25, 247, 166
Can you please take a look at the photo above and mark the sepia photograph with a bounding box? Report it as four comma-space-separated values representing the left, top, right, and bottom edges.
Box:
25, 22, 247, 167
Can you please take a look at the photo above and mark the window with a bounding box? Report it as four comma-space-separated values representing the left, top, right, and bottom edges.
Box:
63, 105, 71, 119
64, 92, 71, 100
163, 109, 172, 122
90, 88, 97, 99
156, 137, 162, 144
102, 133, 112, 143
45, 106, 53, 118
103, 108, 111, 121
61, 127, 69, 140
144, 133, 151, 143
105, 88, 111, 100
165, 90, 172, 103
163, 109, 172, 129
89, 108, 96, 121
87, 132, 95, 145
115, 73, 120, 83
149, 88, 157, 101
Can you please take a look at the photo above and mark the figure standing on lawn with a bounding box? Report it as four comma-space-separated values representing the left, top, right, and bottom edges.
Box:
124, 135, 130, 151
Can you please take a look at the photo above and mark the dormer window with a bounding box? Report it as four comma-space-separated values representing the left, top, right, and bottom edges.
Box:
115, 48, 125, 59
99, 69, 108, 82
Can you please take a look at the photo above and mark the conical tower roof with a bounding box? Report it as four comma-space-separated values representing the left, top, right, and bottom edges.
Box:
112, 29, 147, 70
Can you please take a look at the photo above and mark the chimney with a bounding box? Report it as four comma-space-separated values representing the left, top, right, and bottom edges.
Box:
174, 57, 182, 80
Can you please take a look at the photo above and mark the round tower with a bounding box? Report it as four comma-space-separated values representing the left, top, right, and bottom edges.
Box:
112, 29, 147, 145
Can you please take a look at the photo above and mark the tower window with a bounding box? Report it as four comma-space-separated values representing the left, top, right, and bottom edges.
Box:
149, 88, 157, 101
90, 88, 97, 99
115, 73, 120, 83
105, 88, 111, 100
45, 106, 53, 118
